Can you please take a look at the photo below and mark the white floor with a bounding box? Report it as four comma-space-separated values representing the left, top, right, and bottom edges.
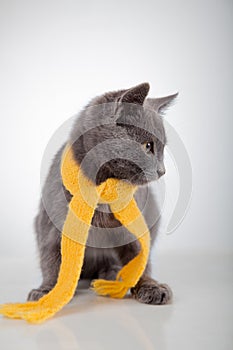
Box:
0, 252, 232, 350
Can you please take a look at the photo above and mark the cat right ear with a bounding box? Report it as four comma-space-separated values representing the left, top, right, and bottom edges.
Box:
144, 93, 178, 115
119, 82, 150, 105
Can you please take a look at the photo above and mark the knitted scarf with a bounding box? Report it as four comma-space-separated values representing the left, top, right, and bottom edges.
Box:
0, 144, 150, 324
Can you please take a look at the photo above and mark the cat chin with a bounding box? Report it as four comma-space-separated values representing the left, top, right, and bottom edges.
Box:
125, 174, 158, 186
95, 173, 156, 186
94, 168, 159, 186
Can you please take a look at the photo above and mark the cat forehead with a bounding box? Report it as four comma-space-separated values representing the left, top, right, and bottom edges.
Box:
114, 103, 166, 142
74, 101, 166, 145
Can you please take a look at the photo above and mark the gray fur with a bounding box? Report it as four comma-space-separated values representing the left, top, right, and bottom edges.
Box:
28, 83, 177, 304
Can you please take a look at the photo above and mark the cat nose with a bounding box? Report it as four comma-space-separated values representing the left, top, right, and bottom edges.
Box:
157, 168, 166, 177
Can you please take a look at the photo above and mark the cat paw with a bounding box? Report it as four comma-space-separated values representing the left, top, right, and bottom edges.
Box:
131, 278, 172, 305
27, 287, 51, 301
98, 265, 122, 281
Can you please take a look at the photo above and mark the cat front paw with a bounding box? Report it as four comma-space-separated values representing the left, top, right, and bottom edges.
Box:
27, 287, 51, 301
131, 278, 172, 305
98, 265, 122, 281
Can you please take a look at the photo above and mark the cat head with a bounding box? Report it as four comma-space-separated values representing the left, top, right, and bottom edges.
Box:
70, 83, 178, 185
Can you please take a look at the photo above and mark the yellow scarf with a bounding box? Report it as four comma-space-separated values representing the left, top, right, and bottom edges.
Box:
0, 144, 150, 323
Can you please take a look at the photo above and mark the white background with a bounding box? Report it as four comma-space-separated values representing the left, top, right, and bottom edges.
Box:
0, 0, 232, 259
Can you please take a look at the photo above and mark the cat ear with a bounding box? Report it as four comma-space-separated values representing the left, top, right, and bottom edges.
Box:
119, 82, 150, 105
144, 93, 178, 115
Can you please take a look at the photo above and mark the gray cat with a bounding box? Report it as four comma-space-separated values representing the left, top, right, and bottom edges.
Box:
28, 83, 177, 305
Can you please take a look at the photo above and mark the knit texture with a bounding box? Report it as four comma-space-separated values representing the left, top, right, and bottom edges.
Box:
0, 144, 151, 323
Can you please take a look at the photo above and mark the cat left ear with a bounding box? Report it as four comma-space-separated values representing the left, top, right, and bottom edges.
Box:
144, 92, 178, 115
120, 82, 150, 105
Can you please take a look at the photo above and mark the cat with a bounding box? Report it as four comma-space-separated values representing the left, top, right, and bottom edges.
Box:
28, 82, 177, 305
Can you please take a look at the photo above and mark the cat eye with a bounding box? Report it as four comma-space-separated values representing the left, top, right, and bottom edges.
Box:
143, 141, 154, 154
